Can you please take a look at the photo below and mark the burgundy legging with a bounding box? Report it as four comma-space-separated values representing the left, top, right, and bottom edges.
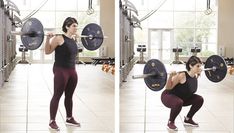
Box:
161, 90, 204, 122
50, 66, 78, 120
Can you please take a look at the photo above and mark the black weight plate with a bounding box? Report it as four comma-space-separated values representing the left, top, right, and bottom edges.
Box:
143, 59, 167, 91
21, 18, 44, 50
81, 23, 103, 51
204, 55, 227, 82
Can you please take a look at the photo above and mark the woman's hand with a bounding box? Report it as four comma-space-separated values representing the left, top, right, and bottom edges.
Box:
169, 71, 177, 78
46, 33, 55, 40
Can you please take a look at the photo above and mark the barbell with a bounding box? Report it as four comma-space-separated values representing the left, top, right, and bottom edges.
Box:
10, 18, 106, 51
132, 55, 233, 91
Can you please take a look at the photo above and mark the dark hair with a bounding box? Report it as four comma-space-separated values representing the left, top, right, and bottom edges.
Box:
186, 56, 202, 71
62, 17, 78, 33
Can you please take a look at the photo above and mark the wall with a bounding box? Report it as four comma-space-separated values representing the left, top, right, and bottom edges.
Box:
218, 0, 234, 58
100, 0, 115, 58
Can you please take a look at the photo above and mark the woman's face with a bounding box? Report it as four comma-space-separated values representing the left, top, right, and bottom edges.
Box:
190, 63, 202, 74
67, 23, 78, 35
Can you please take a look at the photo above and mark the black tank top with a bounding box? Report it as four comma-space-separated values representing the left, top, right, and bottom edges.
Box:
54, 35, 78, 68
169, 71, 198, 100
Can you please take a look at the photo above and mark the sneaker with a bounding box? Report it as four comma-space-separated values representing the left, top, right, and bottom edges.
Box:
167, 121, 178, 131
66, 117, 81, 127
49, 120, 60, 131
184, 117, 199, 127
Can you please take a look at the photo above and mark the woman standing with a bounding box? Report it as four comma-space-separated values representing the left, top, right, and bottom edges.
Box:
45, 17, 80, 131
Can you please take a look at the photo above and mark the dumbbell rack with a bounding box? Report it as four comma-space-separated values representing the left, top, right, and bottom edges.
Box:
171, 48, 184, 64
191, 47, 201, 56
18, 45, 30, 64
137, 45, 146, 64
76, 47, 86, 65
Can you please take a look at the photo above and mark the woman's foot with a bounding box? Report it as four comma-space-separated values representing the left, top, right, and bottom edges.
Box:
184, 116, 199, 127
49, 120, 60, 131
66, 117, 81, 127
167, 121, 178, 131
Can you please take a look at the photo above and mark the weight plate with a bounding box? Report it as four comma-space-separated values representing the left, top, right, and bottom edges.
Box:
143, 59, 167, 91
81, 23, 103, 51
21, 18, 44, 50
204, 55, 227, 82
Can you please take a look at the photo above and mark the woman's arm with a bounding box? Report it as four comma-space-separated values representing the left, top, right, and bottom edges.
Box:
165, 72, 185, 90
45, 34, 62, 54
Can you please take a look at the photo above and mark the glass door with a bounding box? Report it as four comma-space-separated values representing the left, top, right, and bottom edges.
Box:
148, 29, 173, 63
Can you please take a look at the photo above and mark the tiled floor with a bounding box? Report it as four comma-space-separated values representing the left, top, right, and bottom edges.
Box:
1, 63, 233, 133
0, 64, 114, 133
120, 64, 234, 133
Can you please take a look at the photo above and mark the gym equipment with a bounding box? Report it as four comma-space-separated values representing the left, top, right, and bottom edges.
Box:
191, 47, 201, 56
111, 65, 115, 75
132, 55, 232, 91
204, 55, 227, 82
81, 23, 104, 51
18, 45, 30, 64
171, 48, 184, 64
102, 64, 109, 71
76, 45, 86, 65
104, 65, 111, 72
87, 0, 94, 15
137, 45, 146, 64
20, 18, 44, 50
204, 0, 212, 15
143, 59, 167, 91
102, 63, 115, 75
229, 66, 234, 75
91, 57, 115, 65
224, 57, 234, 65
11, 18, 106, 51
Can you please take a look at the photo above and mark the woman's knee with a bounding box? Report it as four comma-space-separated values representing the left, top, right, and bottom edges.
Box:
64, 95, 73, 100
193, 95, 204, 106
172, 99, 183, 108
197, 95, 204, 105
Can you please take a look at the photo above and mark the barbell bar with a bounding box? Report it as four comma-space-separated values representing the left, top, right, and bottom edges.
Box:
132, 66, 218, 79
10, 18, 107, 51
10, 31, 107, 39
132, 55, 232, 91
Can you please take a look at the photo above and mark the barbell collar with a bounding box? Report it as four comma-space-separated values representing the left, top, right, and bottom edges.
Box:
10, 31, 24, 35
132, 73, 156, 79
80, 35, 108, 39
203, 66, 216, 71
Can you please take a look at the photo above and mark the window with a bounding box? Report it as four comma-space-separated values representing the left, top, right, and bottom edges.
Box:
131, 0, 218, 57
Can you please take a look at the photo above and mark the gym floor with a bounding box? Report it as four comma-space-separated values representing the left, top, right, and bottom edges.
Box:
120, 64, 234, 133
0, 64, 114, 133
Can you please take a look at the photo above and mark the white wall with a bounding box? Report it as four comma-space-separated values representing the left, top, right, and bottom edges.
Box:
100, 0, 115, 58
218, 0, 234, 58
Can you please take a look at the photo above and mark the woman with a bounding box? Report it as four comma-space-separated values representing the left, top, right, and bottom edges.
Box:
161, 56, 204, 131
45, 17, 80, 131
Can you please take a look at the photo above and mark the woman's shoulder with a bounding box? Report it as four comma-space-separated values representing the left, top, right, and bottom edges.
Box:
177, 72, 186, 83
52, 35, 64, 46
177, 71, 186, 78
